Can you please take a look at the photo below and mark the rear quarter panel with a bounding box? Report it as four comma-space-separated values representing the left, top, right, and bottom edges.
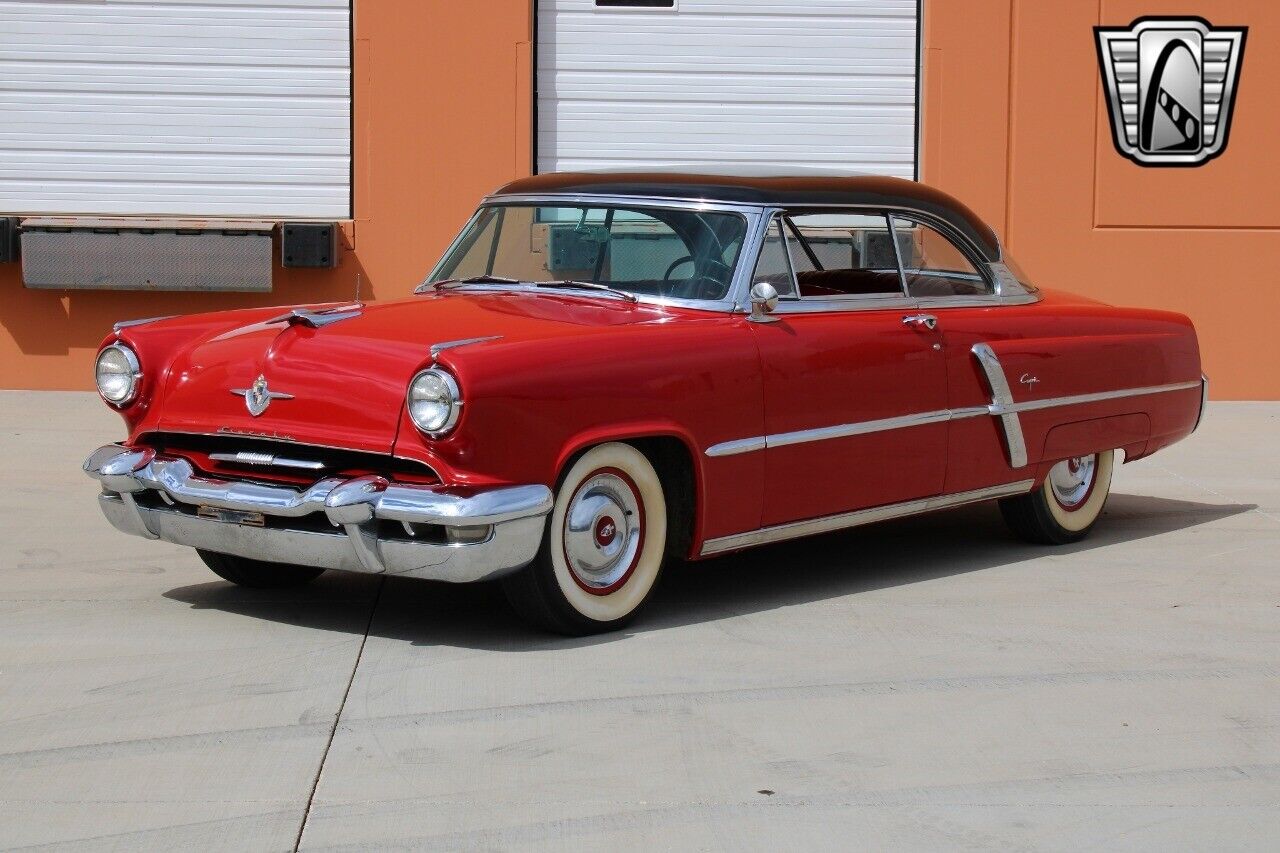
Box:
940, 290, 1202, 493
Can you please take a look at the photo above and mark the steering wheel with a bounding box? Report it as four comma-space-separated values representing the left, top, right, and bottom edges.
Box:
662, 256, 733, 299
663, 255, 695, 282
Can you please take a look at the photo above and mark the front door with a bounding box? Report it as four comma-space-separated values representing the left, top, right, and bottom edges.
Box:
749, 212, 949, 528
753, 310, 949, 526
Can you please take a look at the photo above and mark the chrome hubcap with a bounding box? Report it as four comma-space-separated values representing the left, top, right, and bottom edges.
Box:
563, 472, 642, 591
1048, 454, 1097, 509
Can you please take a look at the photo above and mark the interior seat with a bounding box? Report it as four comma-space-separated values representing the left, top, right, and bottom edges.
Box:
797, 269, 903, 297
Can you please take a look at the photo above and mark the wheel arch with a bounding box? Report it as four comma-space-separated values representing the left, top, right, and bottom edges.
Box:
554, 422, 703, 561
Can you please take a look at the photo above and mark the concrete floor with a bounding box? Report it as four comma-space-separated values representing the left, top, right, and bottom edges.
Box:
1, 391, 1277, 851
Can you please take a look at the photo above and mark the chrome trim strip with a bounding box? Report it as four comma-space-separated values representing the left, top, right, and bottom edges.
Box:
916, 294, 1040, 309
1194, 374, 1209, 433
481, 193, 764, 215
766, 295, 921, 314
703, 369, 1198, 463
704, 407, 990, 458
430, 335, 503, 359
112, 315, 174, 333
996, 380, 1202, 415
705, 437, 767, 458
970, 343, 1029, 468
208, 451, 326, 471
767, 409, 953, 449
700, 479, 1036, 556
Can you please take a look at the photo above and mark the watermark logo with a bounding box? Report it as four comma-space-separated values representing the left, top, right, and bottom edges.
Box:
1095, 17, 1246, 166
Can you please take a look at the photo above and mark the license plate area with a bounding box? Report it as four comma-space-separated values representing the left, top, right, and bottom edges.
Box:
197, 506, 267, 527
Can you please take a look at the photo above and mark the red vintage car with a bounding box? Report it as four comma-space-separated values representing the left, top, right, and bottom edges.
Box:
85, 173, 1206, 634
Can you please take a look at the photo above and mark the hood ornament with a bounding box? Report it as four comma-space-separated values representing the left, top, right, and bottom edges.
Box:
265, 304, 363, 329
231, 374, 294, 417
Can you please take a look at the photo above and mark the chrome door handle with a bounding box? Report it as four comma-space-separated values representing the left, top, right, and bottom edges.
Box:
902, 313, 938, 331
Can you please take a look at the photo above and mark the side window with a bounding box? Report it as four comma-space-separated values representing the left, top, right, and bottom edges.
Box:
751, 218, 797, 298
783, 212, 905, 299
889, 216, 992, 297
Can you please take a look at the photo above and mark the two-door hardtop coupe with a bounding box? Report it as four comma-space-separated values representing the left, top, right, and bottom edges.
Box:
86, 172, 1206, 634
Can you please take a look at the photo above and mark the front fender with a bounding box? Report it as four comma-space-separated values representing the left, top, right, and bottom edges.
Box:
390, 317, 765, 547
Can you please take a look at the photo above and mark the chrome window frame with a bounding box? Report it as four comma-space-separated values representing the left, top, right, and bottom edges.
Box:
888, 211, 996, 299
422, 192, 1041, 315
735, 203, 1039, 315
769, 209, 910, 304
748, 214, 800, 300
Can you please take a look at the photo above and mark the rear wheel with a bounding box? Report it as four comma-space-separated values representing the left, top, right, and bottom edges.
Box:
999, 450, 1115, 545
196, 549, 325, 589
502, 442, 669, 635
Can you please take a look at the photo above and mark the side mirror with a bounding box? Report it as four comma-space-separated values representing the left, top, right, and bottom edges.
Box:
749, 282, 780, 323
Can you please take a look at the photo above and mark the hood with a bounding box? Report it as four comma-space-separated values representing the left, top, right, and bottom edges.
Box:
156, 292, 673, 453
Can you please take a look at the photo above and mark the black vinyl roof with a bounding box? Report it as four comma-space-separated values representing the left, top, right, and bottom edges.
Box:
492, 172, 1001, 261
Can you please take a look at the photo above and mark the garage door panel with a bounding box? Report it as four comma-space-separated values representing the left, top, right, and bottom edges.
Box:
538, 0, 918, 177
7, 2, 349, 34
0, 138, 347, 158
0, 157, 347, 185
0, 0, 351, 218
546, 72, 913, 105
0, 66, 349, 98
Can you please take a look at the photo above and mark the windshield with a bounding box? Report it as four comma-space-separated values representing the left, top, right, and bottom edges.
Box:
429, 204, 748, 301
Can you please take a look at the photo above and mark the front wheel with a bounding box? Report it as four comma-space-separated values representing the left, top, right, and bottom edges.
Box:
502, 442, 669, 635
197, 549, 326, 589
999, 450, 1115, 545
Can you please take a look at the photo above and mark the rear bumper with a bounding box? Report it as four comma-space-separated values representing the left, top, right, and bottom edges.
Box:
84, 444, 552, 583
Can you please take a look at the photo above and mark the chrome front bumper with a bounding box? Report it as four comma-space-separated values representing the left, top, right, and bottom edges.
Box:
84, 444, 553, 583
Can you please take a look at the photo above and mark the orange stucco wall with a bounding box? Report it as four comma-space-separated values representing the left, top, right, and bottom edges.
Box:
3, 0, 1276, 399
0, 0, 534, 391
922, 0, 1279, 399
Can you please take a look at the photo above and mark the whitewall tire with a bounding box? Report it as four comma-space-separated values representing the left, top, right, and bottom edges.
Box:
502, 442, 668, 634
999, 450, 1115, 544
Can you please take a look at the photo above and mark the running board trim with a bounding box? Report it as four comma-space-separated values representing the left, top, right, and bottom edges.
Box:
698, 479, 1036, 556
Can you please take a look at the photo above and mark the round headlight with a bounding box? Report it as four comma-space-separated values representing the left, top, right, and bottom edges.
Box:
95, 344, 141, 405
407, 368, 461, 435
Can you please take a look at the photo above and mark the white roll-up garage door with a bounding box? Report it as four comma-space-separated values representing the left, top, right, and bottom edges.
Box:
536, 0, 919, 178
0, 0, 351, 218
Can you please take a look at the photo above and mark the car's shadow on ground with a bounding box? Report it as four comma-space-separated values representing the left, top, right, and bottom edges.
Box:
163, 493, 1253, 651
